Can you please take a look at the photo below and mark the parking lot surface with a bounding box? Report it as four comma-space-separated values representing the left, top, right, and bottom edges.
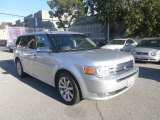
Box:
0, 47, 160, 120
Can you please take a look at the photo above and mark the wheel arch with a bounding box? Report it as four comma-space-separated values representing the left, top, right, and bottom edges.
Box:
54, 69, 83, 100
15, 57, 20, 63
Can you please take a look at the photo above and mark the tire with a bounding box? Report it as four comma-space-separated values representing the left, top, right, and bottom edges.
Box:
16, 59, 26, 78
57, 72, 81, 105
9, 46, 13, 52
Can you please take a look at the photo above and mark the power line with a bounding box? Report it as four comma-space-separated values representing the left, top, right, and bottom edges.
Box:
0, 5, 38, 13
0, 12, 25, 17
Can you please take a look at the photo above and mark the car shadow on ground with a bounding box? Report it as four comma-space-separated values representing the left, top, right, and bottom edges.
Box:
136, 61, 160, 82
0, 47, 11, 53
139, 66, 160, 82
2, 50, 12, 53
0, 59, 64, 104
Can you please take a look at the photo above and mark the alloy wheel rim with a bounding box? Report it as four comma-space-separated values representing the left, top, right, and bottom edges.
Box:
59, 77, 74, 102
17, 62, 22, 75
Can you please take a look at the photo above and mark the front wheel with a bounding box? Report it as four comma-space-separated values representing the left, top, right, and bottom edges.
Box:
57, 72, 81, 105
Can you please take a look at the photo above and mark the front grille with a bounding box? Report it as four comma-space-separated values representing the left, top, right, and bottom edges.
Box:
136, 52, 148, 55
110, 60, 134, 74
117, 71, 138, 82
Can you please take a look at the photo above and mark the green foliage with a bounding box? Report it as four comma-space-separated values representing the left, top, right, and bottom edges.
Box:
94, 0, 126, 24
47, 0, 85, 29
94, 0, 160, 37
83, 0, 96, 15
125, 0, 160, 37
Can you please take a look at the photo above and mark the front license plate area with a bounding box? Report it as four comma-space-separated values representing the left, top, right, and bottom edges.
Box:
127, 77, 134, 87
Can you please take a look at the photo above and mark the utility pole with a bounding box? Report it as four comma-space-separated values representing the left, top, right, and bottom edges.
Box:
107, 18, 110, 42
107, 3, 110, 43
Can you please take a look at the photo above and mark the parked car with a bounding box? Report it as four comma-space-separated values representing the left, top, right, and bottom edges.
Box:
14, 31, 139, 105
0, 39, 7, 46
131, 38, 160, 62
102, 38, 137, 52
7, 39, 17, 52
93, 39, 108, 47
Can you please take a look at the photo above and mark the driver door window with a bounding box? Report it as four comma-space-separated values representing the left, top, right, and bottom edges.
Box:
35, 35, 51, 49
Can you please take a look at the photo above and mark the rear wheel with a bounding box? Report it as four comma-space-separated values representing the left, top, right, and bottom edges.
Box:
16, 59, 25, 77
9, 46, 13, 52
57, 72, 80, 105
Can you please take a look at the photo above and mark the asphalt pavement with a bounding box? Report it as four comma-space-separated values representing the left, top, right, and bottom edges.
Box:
0, 46, 160, 120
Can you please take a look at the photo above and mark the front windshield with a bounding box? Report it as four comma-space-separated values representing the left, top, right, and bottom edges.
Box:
137, 39, 160, 47
110, 40, 125, 45
50, 34, 99, 52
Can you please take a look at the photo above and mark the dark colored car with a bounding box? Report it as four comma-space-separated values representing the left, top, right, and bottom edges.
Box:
0, 39, 7, 46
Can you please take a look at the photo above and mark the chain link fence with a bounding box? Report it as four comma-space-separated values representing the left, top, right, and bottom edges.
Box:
68, 24, 107, 40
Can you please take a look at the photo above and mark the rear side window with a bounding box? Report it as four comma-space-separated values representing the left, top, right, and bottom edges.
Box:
16, 36, 26, 48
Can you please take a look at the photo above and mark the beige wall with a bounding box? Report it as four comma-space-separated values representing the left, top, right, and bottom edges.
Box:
0, 29, 8, 39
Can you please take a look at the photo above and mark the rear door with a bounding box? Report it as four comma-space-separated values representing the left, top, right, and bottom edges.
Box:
19, 35, 36, 75
31, 34, 54, 85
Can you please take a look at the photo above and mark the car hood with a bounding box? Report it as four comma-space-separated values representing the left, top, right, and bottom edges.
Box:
134, 47, 160, 53
57, 48, 133, 66
102, 45, 124, 50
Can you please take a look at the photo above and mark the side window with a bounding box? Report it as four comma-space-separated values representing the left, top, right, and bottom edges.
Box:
26, 36, 36, 49
126, 39, 133, 45
35, 34, 50, 49
16, 37, 21, 46
129, 39, 134, 44
16, 36, 26, 48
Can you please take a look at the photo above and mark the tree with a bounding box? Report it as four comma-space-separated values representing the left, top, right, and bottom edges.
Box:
47, 0, 85, 30
93, 0, 126, 39
94, 0, 160, 37
94, 0, 126, 25
83, 0, 96, 15
124, 0, 160, 37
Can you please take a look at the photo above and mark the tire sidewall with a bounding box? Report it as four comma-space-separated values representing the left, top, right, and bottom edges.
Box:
16, 59, 24, 77
57, 72, 80, 105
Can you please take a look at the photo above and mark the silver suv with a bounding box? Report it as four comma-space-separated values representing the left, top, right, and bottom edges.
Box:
14, 31, 139, 105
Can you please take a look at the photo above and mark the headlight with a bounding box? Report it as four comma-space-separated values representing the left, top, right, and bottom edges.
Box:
150, 52, 157, 56
83, 66, 109, 78
95, 66, 109, 77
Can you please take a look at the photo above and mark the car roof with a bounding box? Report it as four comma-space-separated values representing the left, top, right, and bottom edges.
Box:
18, 31, 84, 37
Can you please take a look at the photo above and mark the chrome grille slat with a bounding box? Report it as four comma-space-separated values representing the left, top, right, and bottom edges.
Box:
110, 60, 134, 74
136, 52, 148, 55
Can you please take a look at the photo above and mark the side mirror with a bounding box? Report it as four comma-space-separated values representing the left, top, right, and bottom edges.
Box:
37, 47, 52, 53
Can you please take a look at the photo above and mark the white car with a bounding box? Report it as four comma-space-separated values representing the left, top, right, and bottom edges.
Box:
7, 39, 16, 52
102, 38, 137, 52
132, 38, 160, 62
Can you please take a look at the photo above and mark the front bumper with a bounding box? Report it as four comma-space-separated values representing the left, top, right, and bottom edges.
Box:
81, 66, 139, 100
134, 55, 160, 62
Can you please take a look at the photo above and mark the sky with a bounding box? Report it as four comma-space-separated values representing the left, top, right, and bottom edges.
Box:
0, 0, 51, 24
